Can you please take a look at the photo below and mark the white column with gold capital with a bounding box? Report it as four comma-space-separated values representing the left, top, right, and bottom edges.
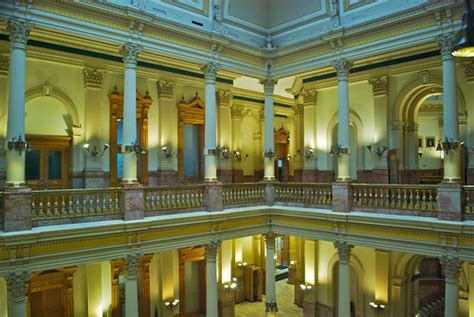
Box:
439, 35, 461, 182
334, 241, 353, 317
264, 234, 278, 315
260, 77, 277, 180
6, 270, 31, 317
333, 59, 353, 182
6, 20, 32, 187
202, 62, 219, 181
441, 256, 462, 317
125, 253, 140, 317
206, 240, 221, 317
121, 43, 142, 183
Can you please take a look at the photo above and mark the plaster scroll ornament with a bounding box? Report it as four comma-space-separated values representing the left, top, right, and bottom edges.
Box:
369, 76, 389, 96
157, 80, 175, 99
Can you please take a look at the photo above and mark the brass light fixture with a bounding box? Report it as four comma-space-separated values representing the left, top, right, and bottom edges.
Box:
303, 146, 315, 159
7, 135, 31, 155
369, 301, 386, 314
329, 144, 348, 156
366, 145, 387, 159
83, 143, 109, 158
124, 140, 147, 154
161, 144, 176, 158
436, 137, 464, 155
264, 148, 275, 158
452, 0, 474, 57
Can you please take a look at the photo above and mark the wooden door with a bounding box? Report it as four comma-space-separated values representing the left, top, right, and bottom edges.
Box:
179, 247, 207, 316
25, 136, 71, 189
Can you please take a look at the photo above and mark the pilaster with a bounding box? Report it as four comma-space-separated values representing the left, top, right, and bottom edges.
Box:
369, 76, 389, 175
302, 89, 318, 173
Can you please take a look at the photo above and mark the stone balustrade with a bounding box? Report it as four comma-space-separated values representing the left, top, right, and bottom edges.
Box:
0, 182, 471, 232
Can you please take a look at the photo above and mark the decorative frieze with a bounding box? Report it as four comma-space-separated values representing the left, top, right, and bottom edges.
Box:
202, 62, 219, 82
369, 76, 389, 96
301, 88, 317, 106
217, 90, 231, 106
83, 67, 105, 89
334, 241, 353, 264
124, 253, 141, 278
156, 80, 175, 99
121, 42, 142, 66
333, 59, 352, 81
8, 19, 32, 50
206, 240, 221, 262
440, 256, 462, 280
6, 270, 31, 302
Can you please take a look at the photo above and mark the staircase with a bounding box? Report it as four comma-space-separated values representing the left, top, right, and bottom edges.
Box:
417, 297, 444, 317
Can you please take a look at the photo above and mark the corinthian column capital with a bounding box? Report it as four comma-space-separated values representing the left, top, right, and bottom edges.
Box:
202, 62, 220, 82
206, 240, 221, 262
301, 88, 317, 106
334, 241, 353, 264
260, 78, 277, 94
6, 270, 31, 303
124, 253, 141, 278
157, 80, 175, 99
121, 43, 142, 66
440, 256, 462, 281
333, 59, 352, 81
83, 67, 105, 89
8, 19, 33, 50
438, 34, 455, 60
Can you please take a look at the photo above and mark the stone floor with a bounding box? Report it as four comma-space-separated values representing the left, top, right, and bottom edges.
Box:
235, 279, 303, 317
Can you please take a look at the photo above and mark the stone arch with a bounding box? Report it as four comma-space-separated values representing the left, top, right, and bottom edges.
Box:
26, 84, 82, 136
327, 250, 366, 317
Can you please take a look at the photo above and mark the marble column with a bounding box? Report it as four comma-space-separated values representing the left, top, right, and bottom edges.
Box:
83, 67, 106, 188
369, 77, 390, 181
334, 241, 353, 317
206, 240, 221, 317
202, 62, 219, 181
439, 35, 461, 182
333, 59, 353, 182
260, 77, 277, 180
125, 253, 140, 317
6, 270, 30, 317
264, 234, 278, 314
121, 43, 142, 184
6, 20, 31, 187
441, 256, 462, 317
0, 55, 9, 185
301, 89, 318, 175
463, 62, 474, 183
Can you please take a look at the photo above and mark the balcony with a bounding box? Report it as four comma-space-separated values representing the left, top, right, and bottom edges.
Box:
0, 182, 473, 232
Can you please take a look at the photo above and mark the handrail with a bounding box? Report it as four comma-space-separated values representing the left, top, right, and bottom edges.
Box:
31, 187, 122, 220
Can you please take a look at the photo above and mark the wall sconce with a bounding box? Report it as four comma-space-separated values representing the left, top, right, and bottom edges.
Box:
223, 278, 238, 291
369, 301, 386, 314
232, 150, 248, 161
164, 299, 179, 311
304, 146, 315, 159
299, 283, 314, 293
7, 135, 31, 155
124, 140, 147, 154
237, 261, 247, 269
418, 152, 423, 159
216, 145, 231, 160
366, 145, 387, 159
161, 144, 176, 159
289, 260, 297, 268
264, 148, 275, 159
329, 144, 349, 156
83, 143, 109, 158
436, 137, 463, 155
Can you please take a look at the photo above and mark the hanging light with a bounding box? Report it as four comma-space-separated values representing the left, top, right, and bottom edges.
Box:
452, 0, 474, 57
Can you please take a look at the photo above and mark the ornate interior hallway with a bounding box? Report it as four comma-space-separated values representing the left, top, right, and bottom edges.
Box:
235, 279, 303, 317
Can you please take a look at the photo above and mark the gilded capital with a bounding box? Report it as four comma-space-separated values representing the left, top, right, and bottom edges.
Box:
264, 233, 277, 249
202, 62, 220, 82
292, 103, 303, 116
301, 88, 317, 106
217, 90, 232, 106
440, 256, 462, 281
260, 78, 277, 94
83, 67, 105, 89
157, 80, 175, 99
332, 59, 352, 80
463, 62, 474, 82
8, 19, 33, 50
0, 56, 9, 77
206, 240, 221, 261
6, 270, 31, 303
124, 253, 141, 278
438, 34, 455, 59
369, 76, 389, 96
334, 241, 352, 264
121, 43, 142, 66
231, 104, 244, 118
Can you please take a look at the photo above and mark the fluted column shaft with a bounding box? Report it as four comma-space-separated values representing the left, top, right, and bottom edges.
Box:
122, 43, 141, 183
125, 253, 140, 317
441, 256, 462, 317
333, 60, 352, 181
206, 241, 221, 317
334, 241, 353, 317
439, 35, 461, 182
203, 63, 219, 181
265, 234, 278, 314
6, 270, 30, 317
261, 79, 277, 180
6, 20, 31, 187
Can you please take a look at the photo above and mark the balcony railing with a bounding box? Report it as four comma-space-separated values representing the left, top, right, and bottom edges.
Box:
223, 183, 265, 207
275, 183, 332, 207
31, 187, 122, 222
144, 184, 205, 213
0, 181, 471, 231
352, 184, 438, 213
